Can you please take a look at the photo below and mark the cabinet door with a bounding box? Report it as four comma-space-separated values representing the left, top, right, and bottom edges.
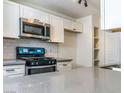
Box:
73, 22, 83, 32
20, 5, 50, 23
57, 62, 72, 72
64, 19, 83, 32
39, 11, 50, 24
20, 5, 34, 19
63, 19, 73, 31
3, 1, 19, 38
50, 15, 64, 43
101, 0, 121, 30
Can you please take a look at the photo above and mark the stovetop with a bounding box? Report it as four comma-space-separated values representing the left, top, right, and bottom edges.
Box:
18, 57, 56, 66
16, 47, 56, 66
19, 57, 55, 61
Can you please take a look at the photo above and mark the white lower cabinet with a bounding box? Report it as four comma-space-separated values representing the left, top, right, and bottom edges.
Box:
3, 0, 20, 38
3, 65, 25, 78
57, 62, 72, 72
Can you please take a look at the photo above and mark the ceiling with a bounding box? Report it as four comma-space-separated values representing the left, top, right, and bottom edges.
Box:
15, 0, 100, 18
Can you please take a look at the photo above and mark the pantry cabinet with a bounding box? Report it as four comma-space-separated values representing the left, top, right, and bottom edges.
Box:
50, 15, 64, 43
20, 5, 50, 24
64, 19, 83, 32
3, 0, 20, 38
101, 0, 121, 30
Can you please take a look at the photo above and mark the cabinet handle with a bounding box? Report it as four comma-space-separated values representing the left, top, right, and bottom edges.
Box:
73, 28, 76, 30
63, 64, 67, 66
34, 19, 40, 22
6, 69, 15, 72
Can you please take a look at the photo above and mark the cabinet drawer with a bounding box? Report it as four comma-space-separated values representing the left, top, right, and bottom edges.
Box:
57, 62, 72, 71
3, 65, 25, 76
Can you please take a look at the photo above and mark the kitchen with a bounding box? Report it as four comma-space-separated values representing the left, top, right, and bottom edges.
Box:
3, 0, 121, 93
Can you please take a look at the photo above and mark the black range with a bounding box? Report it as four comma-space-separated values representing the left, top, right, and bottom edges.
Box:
16, 47, 56, 75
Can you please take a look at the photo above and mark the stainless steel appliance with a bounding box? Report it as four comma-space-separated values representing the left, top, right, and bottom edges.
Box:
20, 18, 51, 40
16, 47, 56, 75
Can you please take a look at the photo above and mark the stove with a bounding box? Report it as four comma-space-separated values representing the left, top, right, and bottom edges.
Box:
26, 57, 56, 66
16, 47, 56, 75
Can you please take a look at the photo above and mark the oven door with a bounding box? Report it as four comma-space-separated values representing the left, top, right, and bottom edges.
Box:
20, 18, 45, 38
26, 65, 56, 75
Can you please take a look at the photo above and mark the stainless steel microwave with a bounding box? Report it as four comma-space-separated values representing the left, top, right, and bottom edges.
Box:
20, 18, 51, 40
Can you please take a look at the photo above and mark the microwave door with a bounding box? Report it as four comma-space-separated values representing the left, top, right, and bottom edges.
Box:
44, 25, 50, 40
20, 21, 45, 38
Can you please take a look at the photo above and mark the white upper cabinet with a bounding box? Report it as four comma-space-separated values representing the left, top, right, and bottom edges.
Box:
50, 15, 64, 43
101, 0, 121, 30
20, 5, 50, 24
64, 19, 73, 31
3, 1, 20, 38
64, 19, 83, 32
73, 22, 83, 32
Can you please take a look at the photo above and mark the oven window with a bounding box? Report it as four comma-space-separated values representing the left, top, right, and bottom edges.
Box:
23, 22, 45, 36
28, 66, 56, 75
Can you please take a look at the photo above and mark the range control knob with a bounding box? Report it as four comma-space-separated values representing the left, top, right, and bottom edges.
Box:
52, 61, 55, 64
31, 62, 34, 65
36, 62, 39, 65
49, 61, 51, 64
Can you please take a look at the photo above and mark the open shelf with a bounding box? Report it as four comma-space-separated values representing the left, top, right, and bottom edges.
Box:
94, 37, 99, 39
93, 27, 100, 67
94, 48, 99, 50
94, 59, 99, 61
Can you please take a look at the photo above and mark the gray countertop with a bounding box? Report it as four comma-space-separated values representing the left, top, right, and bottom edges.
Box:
55, 58, 73, 62
3, 58, 72, 66
3, 67, 121, 93
3, 59, 26, 66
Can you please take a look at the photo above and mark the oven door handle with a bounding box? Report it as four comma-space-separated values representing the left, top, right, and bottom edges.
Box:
26, 65, 56, 69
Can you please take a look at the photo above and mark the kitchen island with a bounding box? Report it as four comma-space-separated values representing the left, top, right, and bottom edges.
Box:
4, 67, 121, 93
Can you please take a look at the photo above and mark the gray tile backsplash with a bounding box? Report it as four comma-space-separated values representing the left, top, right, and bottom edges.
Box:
3, 39, 58, 59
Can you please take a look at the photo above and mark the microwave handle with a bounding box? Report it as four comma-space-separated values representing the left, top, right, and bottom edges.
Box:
45, 49, 47, 54
34, 19, 40, 22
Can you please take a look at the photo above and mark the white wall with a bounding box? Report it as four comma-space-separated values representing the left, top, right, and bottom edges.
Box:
101, 0, 121, 30
99, 30, 105, 66
58, 31, 77, 67
76, 15, 93, 67
92, 14, 100, 27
